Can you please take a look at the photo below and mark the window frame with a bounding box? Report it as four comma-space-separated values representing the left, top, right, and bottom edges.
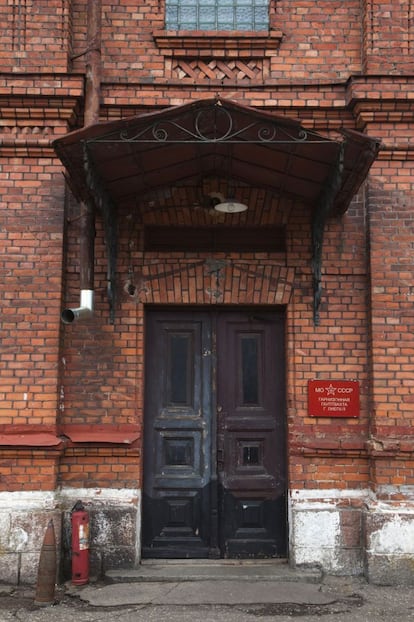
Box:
165, 0, 270, 33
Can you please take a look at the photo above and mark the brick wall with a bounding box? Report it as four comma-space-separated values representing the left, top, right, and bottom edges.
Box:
0, 154, 64, 492
2, 0, 413, 79
363, 0, 414, 73
1, 0, 72, 73
56, 185, 373, 494
1, 0, 414, 584
0, 76, 82, 499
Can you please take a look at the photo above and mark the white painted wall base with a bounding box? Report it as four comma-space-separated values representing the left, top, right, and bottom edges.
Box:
0, 492, 60, 584
0, 489, 140, 585
363, 489, 414, 585
289, 489, 368, 576
1, 487, 413, 585
289, 488, 414, 584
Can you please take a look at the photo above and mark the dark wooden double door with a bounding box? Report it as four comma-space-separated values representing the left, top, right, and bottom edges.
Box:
142, 308, 287, 559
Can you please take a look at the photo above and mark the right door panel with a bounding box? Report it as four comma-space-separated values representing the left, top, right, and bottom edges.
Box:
216, 311, 287, 557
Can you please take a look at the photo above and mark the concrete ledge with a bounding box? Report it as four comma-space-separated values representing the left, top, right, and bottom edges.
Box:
105, 560, 322, 584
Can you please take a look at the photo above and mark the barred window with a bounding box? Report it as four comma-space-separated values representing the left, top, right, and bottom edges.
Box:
165, 0, 269, 31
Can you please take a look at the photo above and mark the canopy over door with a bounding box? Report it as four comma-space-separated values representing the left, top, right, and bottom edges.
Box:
53, 97, 380, 217
53, 98, 381, 323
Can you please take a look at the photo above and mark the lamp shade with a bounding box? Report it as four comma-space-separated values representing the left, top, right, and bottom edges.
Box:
214, 199, 248, 213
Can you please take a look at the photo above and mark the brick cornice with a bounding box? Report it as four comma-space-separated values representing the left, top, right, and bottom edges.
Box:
0, 139, 55, 157
0, 73, 84, 126
376, 144, 414, 161
0, 74, 84, 155
345, 75, 414, 129
346, 75, 414, 100
0, 73, 84, 94
153, 29, 283, 58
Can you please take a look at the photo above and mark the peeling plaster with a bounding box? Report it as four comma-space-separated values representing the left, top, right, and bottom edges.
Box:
0, 489, 141, 585
369, 516, 414, 555
8, 527, 29, 551
0, 488, 413, 584
0, 491, 56, 510
291, 489, 369, 501
289, 489, 367, 573
0, 515, 10, 551
134, 489, 142, 565
376, 485, 414, 500
93, 512, 112, 546
293, 509, 341, 570
295, 510, 341, 548
57, 487, 139, 507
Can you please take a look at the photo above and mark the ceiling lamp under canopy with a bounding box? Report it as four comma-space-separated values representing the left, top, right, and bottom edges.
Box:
208, 191, 248, 213
214, 198, 248, 213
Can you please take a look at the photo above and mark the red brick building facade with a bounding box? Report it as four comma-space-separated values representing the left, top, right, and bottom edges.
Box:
1, 0, 413, 585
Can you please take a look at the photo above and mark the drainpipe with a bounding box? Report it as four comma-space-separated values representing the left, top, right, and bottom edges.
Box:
61, 202, 95, 323
84, 0, 102, 127
61, 0, 101, 323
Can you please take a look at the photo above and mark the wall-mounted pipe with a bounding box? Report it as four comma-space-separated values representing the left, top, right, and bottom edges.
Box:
62, 0, 101, 323
61, 289, 94, 324
84, 0, 102, 127
61, 199, 95, 323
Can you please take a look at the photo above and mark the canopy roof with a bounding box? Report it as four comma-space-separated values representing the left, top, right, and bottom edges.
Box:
53, 97, 380, 217
53, 97, 380, 325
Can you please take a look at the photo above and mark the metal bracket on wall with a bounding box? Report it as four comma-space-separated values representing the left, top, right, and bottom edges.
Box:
311, 142, 345, 326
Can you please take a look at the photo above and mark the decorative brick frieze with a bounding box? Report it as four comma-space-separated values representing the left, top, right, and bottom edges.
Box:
170, 58, 269, 83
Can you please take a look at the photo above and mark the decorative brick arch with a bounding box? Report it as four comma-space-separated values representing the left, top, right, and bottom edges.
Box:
137, 259, 295, 306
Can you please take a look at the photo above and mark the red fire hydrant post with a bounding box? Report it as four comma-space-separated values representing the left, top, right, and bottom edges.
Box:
71, 501, 90, 585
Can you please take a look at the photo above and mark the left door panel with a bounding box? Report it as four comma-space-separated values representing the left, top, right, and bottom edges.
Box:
142, 311, 212, 558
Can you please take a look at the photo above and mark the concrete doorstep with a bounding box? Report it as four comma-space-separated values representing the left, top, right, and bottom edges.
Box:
77, 580, 337, 607
70, 561, 330, 608
76, 580, 335, 608
105, 559, 322, 584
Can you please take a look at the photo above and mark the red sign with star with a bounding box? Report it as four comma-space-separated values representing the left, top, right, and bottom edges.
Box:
308, 380, 360, 418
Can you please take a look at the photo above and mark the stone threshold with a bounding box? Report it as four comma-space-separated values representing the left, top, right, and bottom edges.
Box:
105, 559, 322, 584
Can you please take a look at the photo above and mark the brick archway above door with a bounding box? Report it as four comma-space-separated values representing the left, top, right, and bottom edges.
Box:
135, 260, 295, 306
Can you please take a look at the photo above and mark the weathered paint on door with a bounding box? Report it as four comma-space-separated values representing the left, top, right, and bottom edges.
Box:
142, 309, 287, 558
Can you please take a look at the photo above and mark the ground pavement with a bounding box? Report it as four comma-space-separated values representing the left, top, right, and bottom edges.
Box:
0, 561, 413, 621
